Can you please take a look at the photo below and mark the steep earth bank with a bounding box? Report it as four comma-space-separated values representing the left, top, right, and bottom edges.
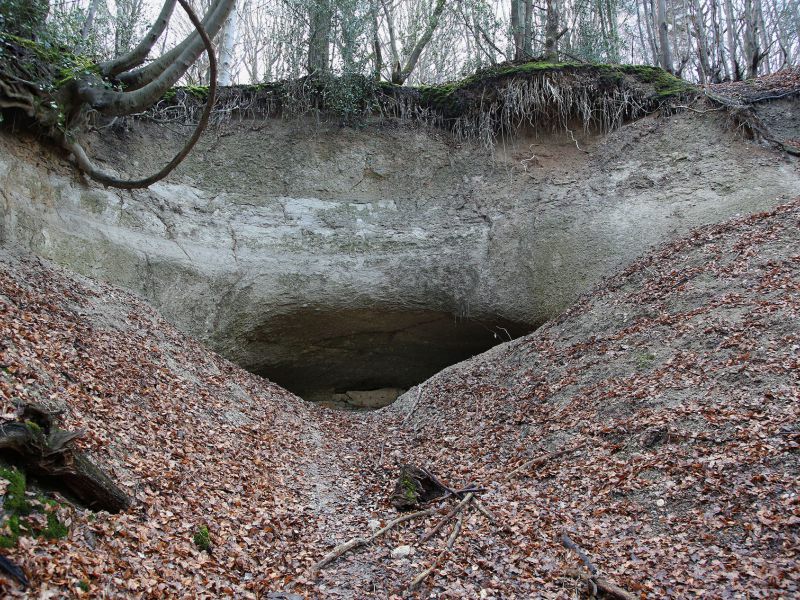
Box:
1, 108, 798, 402
0, 197, 797, 597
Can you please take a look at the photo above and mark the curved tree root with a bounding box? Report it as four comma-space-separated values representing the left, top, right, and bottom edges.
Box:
65, 0, 217, 189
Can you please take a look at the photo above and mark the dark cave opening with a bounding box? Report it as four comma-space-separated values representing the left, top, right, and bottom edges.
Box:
243, 308, 536, 409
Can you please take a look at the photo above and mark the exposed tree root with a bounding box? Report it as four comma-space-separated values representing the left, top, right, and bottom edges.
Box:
65, 0, 216, 189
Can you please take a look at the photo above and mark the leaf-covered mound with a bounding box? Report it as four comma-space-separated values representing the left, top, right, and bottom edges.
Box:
327, 198, 800, 597
0, 250, 324, 597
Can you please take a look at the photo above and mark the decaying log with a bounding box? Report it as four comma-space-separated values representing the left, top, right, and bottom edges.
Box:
0, 418, 130, 513
391, 465, 450, 510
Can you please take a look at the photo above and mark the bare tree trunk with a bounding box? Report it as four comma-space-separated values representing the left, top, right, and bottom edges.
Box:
755, 0, 770, 71
523, 0, 533, 58
218, 1, 238, 85
723, 0, 741, 79
643, 0, 660, 66
372, 0, 382, 79
743, 0, 761, 77
117, 0, 232, 89
101, 0, 177, 77
604, 0, 620, 61
543, 0, 560, 61
80, 0, 234, 116
710, 0, 728, 80
793, 0, 800, 61
691, 0, 710, 83
636, 0, 652, 64
510, 0, 524, 60
80, 0, 103, 42
392, 0, 446, 84
655, 0, 673, 72
765, 0, 791, 68
308, 0, 332, 74
381, 0, 400, 77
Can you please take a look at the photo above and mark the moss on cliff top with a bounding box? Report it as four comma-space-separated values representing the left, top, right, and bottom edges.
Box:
153, 62, 696, 146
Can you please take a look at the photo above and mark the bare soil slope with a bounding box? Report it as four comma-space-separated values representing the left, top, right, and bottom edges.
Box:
0, 199, 798, 598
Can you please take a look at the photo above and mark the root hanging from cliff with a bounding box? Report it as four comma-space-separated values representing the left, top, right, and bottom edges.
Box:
111, 64, 693, 150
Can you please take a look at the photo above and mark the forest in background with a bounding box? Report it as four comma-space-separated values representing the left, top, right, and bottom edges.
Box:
11, 0, 800, 88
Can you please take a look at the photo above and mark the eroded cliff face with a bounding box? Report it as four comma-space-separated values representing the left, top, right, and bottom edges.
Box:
1, 111, 798, 402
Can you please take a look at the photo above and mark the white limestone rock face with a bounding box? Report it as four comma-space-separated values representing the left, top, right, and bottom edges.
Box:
1, 113, 798, 400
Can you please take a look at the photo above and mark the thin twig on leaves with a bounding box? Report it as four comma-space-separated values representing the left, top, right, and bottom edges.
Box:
420, 492, 474, 543
507, 442, 587, 479
310, 507, 438, 576
410, 511, 465, 589
401, 384, 425, 426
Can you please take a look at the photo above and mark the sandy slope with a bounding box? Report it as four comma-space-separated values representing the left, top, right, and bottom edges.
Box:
0, 198, 798, 598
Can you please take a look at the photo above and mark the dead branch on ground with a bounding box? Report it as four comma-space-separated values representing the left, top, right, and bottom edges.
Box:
309, 507, 438, 576
564, 568, 639, 600
410, 510, 465, 589
419, 492, 474, 543
561, 532, 639, 600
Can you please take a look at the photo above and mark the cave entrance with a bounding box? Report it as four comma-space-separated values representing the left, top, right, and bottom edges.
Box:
244, 308, 535, 410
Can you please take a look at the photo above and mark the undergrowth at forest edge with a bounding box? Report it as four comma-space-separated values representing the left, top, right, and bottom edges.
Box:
144, 62, 696, 148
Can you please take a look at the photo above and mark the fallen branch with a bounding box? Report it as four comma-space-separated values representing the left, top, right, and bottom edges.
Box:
564, 568, 639, 600
472, 497, 497, 524
310, 507, 438, 576
410, 510, 465, 589
419, 492, 473, 543
507, 442, 587, 479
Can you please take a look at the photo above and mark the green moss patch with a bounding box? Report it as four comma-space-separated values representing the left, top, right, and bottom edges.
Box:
0, 466, 70, 547
193, 524, 211, 551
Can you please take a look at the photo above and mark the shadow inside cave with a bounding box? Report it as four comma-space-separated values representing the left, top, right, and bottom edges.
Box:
242, 308, 536, 410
